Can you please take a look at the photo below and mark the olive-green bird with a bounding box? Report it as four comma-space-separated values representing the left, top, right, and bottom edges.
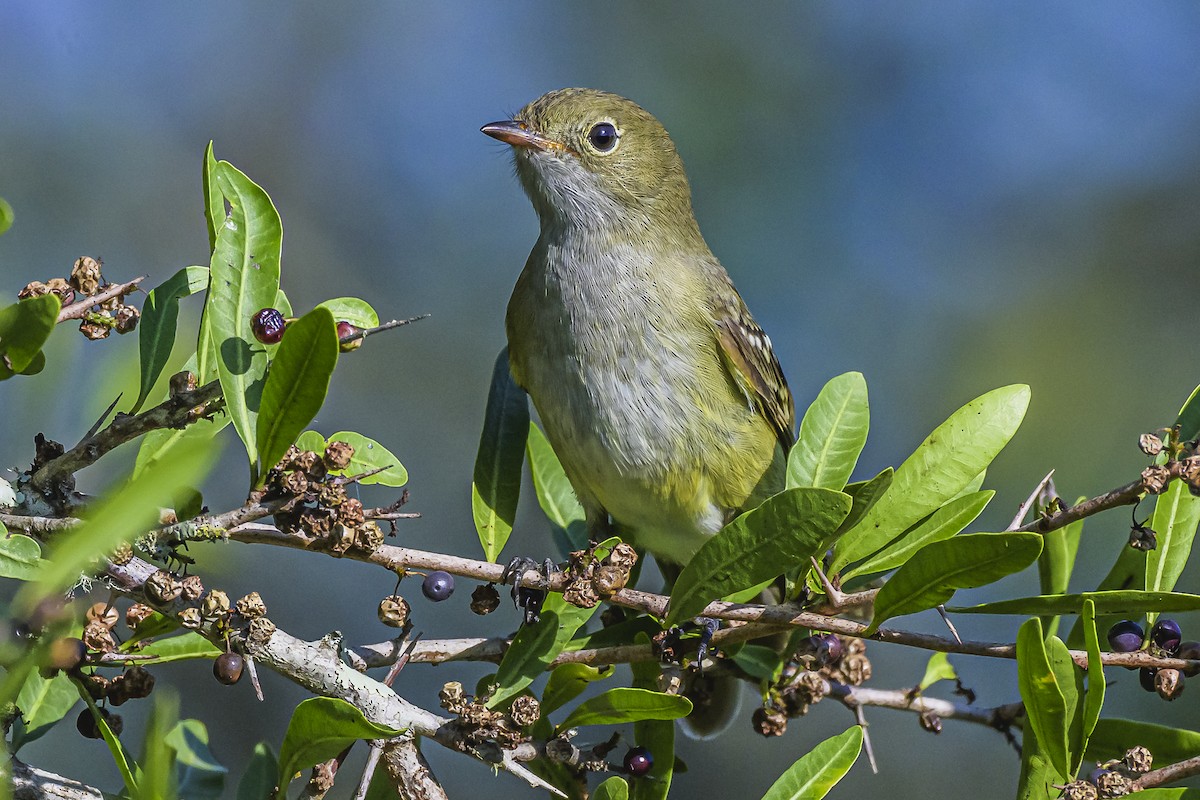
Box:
483, 88, 794, 734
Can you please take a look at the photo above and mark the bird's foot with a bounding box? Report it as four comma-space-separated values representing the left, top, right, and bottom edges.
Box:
500, 556, 557, 625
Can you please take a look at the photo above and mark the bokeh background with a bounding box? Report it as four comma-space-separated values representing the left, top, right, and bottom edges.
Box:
3, 3, 1200, 798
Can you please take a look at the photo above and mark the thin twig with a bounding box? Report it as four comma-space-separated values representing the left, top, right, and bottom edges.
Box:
339, 315, 431, 344
1008, 469, 1055, 530
1132, 752, 1200, 790
56, 277, 146, 323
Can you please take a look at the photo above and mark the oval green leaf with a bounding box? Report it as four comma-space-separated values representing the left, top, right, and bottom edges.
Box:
317, 297, 379, 330
13, 670, 78, 750
1079, 599, 1104, 760
1016, 618, 1072, 781
488, 596, 598, 709
133, 265, 209, 413
255, 307, 339, 482
845, 490, 994, 581
542, 663, 614, 715
315, 431, 407, 487
275, 698, 403, 796
555, 688, 692, 731
866, 532, 1043, 633
472, 348, 529, 562
667, 488, 852, 626
527, 421, 588, 551
1085, 718, 1200, 766
1146, 481, 1200, 622
832, 384, 1030, 572
595, 778, 630, 800
787, 371, 869, 491
0, 534, 43, 580
207, 160, 283, 478
759, 725, 863, 800
0, 294, 61, 378
949, 589, 1200, 616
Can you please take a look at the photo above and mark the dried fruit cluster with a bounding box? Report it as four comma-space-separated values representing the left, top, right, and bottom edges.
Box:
439, 681, 540, 749
753, 633, 871, 737
19, 256, 140, 339
267, 442, 386, 555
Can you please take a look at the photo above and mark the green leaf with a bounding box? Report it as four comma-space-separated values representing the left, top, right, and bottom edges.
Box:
0, 196, 13, 235
1038, 514, 1084, 639
121, 612, 182, 649
472, 348, 529, 561
1067, 542, 1146, 649
140, 691, 179, 800
167, 718, 227, 800
527, 422, 588, 552
594, 777, 631, 800
316, 297, 379, 330
0, 294, 61, 379
131, 632, 222, 663
1084, 718, 1200, 765
1079, 599, 1104, 764
542, 663, 614, 715
0, 534, 43, 579
949, 589, 1200, 616
19, 436, 219, 611
732, 644, 787, 682
844, 490, 994, 581
203, 142, 223, 253
133, 265, 209, 413
236, 743, 277, 800
556, 688, 692, 731
866, 532, 1043, 633
134, 413, 230, 480
207, 160, 283, 479
630, 644, 674, 800
13, 669, 78, 749
668, 488, 852, 626
832, 385, 1030, 572
254, 306, 339, 482
317, 431, 407, 487
295, 430, 325, 452
488, 598, 598, 709
918, 652, 957, 691
834, 468, 893, 538
1176, 382, 1200, 442
1146, 480, 1200, 621
758, 725, 863, 800
275, 698, 403, 797
787, 371, 868, 491
1016, 618, 1072, 781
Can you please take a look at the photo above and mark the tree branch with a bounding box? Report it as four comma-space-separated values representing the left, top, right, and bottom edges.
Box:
56, 277, 146, 323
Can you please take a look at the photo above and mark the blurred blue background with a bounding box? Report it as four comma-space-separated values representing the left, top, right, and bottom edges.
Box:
3, 3, 1200, 797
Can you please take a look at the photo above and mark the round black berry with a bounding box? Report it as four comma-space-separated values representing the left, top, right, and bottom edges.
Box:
76, 707, 120, 739
1107, 620, 1144, 653
1150, 619, 1182, 653
251, 308, 286, 344
214, 652, 245, 685
624, 746, 653, 776
422, 571, 455, 602
587, 122, 619, 152
1139, 667, 1158, 693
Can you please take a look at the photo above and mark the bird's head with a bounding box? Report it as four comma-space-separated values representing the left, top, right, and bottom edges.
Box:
482, 88, 699, 240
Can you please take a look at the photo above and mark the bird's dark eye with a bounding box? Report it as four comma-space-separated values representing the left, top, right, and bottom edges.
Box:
587, 122, 619, 152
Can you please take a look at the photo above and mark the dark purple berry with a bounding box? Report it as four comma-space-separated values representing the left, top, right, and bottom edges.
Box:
76, 707, 119, 739
1150, 619, 1182, 653
251, 308, 286, 344
624, 746, 653, 776
422, 571, 455, 602
214, 652, 245, 685
337, 321, 362, 352
1107, 620, 1144, 652
1140, 667, 1158, 692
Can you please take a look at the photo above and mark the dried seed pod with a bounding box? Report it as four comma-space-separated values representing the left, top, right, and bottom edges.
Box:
82, 674, 110, 700
605, 542, 638, 569
354, 521, 385, 552
110, 543, 134, 565
323, 440, 355, 470
591, 564, 628, 595
236, 592, 266, 619
328, 523, 356, 555
113, 305, 140, 334
178, 608, 202, 630
337, 498, 365, 527
1123, 745, 1152, 774
377, 595, 411, 628
1141, 465, 1171, 494
317, 481, 346, 508
508, 695, 541, 727
300, 508, 335, 537
282, 470, 309, 497
1155, 668, 1185, 701
1139, 433, 1164, 456
44, 277, 74, 304
86, 602, 120, 629
125, 603, 155, 629
201, 590, 230, 621
180, 575, 205, 602
69, 256, 103, 295
82, 620, 116, 653
439, 681, 467, 713
144, 570, 182, 605
752, 706, 788, 737
121, 666, 155, 699
1060, 780, 1098, 800
18, 281, 49, 299
1093, 769, 1131, 797
248, 617, 276, 644
79, 317, 111, 340
470, 583, 501, 615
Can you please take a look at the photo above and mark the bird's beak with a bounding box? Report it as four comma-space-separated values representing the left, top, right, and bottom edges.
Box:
480, 120, 561, 152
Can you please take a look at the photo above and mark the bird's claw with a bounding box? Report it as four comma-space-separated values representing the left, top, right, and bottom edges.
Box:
501, 556, 557, 625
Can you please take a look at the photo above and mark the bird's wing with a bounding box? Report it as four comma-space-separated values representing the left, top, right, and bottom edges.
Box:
712, 292, 796, 451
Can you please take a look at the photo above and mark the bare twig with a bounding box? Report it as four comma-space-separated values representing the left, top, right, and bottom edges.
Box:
338, 315, 430, 345
380, 739, 448, 800
1132, 752, 1200, 791
56, 277, 146, 323
1008, 469, 1055, 530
